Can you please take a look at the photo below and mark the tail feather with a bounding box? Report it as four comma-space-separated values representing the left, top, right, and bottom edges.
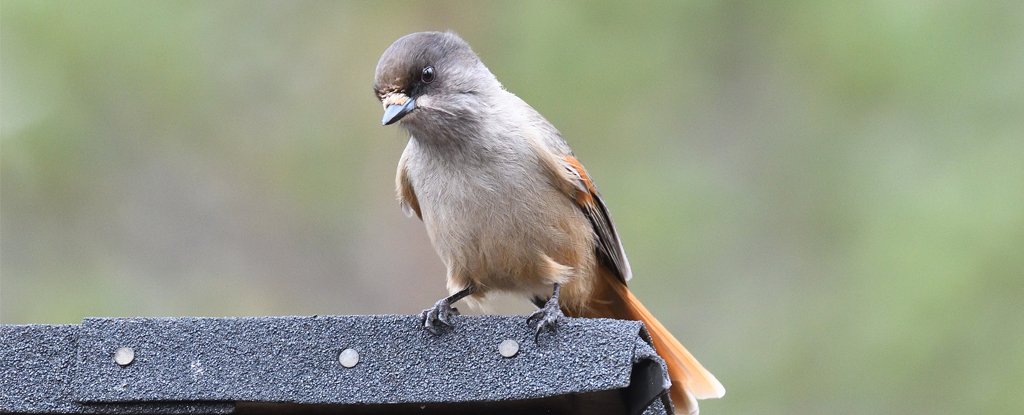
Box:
579, 276, 725, 414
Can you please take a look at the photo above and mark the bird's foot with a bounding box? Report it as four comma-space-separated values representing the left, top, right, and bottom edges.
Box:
419, 298, 461, 334
419, 285, 474, 335
527, 283, 564, 340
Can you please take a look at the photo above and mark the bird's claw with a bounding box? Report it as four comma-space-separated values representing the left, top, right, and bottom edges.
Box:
527, 297, 564, 341
419, 298, 460, 334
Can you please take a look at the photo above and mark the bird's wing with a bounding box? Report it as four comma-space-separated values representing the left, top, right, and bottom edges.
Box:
396, 149, 422, 219
559, 154, 633, 282
529, 131, 633, 282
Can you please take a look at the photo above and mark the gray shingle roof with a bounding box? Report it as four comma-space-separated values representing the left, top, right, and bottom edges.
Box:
2, 315, 672, 414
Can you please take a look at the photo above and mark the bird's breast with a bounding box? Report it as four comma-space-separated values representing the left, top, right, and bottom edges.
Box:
408, 141, 591, 287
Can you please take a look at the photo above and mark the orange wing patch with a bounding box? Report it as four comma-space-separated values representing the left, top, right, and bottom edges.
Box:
563, 156, 598, 206
397, 161, 422, 219
560, 153, 633, 282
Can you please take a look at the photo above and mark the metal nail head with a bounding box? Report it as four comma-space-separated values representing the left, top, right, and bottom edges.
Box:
339, 348, 359, 368
113, 347, 135, 366
499, 339, 519, 358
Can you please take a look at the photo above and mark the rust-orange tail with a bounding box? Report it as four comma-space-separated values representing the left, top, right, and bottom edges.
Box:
578, 276, 725, 414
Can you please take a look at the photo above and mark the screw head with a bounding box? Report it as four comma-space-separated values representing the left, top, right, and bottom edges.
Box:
498, 339, 519, 358
113, 347, 135, 366
338, 348, 359, 368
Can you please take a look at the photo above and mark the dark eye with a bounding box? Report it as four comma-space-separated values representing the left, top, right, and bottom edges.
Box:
421, 65, 435, 83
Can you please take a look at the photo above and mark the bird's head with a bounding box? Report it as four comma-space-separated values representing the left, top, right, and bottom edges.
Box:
373, 32, 501, 138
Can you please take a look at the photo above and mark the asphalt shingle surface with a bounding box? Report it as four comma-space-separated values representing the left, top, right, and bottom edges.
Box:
3, 315, 670, 414
0, 324, 231, 414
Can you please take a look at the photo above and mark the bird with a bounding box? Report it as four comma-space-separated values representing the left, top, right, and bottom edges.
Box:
373, 31, 724, 414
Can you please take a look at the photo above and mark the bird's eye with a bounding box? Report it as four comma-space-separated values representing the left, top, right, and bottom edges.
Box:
421, 65, 435, 83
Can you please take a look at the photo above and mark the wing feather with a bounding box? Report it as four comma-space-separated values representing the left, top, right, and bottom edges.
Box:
561, 155, 633, 282
509, 97, 631, 281
396, 151, 422, 219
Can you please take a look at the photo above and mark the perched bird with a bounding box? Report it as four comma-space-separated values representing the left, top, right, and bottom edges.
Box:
373, 31, 724, 413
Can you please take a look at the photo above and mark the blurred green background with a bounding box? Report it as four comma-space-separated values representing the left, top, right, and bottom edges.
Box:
3, 1, 1022, 413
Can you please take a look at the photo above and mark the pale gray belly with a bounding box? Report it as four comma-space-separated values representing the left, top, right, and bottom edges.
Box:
416, 164, 585, 291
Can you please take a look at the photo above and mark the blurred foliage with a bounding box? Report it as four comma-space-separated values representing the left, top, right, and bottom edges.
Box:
2, 1, 1023, 414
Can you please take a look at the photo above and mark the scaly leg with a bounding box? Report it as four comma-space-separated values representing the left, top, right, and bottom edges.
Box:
419, 285, 474, 334
527, 283, 564, 339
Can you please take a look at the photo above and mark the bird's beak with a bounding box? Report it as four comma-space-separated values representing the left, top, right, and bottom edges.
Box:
381, 93, 417, 126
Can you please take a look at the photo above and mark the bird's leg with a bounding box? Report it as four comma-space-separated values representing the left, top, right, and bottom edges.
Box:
527, 283, 564, 339
419, 285, 474, 334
